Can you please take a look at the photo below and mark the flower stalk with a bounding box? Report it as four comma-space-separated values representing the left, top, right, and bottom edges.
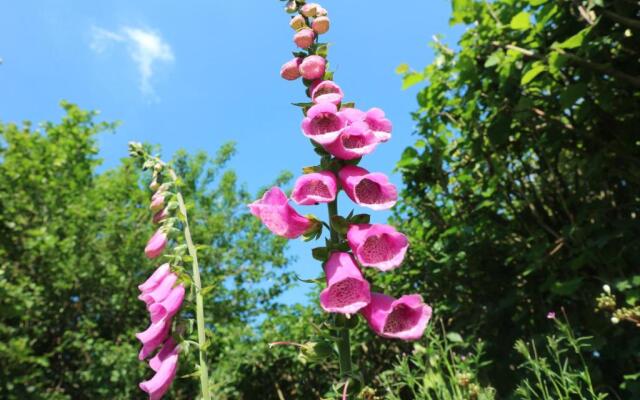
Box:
129, 143, 211, 400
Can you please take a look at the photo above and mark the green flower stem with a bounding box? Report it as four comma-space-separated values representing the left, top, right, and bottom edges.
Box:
326, 197, 353, 379
176, 189, 211, 400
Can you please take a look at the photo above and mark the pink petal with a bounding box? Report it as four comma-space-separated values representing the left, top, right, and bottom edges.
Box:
319, 252, 371, 314
291, 171, 337, 205
347, 224, 409, 271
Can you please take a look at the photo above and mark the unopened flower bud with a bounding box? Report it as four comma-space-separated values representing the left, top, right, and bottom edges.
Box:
149, 179, 160, 191
299, 55, 326, 80
603, 284, 611, 295
280, 57, 303, 80
316, 6, 328, 16
290, 14, 306, 30
312, 16, 330, 35
294, 28, 315, 49
284, 0, 297, 13
300, 3, 319, 17
611, 316, 620, 324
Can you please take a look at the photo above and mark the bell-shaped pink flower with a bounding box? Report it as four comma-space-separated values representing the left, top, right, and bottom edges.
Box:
299, 55, 326, 80
339, 107, 366, 125
301, 102, 346, 145
324, 121, 379, 160
300, 2, 319, 17
281, 57, 302, 80
152, 208, 169, 224
312, 16, 330, 35
319, 252, 371, 314
136, 319, 170, 359
150, 192, 165, 212
294, 28, 315, 49
249, 187, 315, 239
338, 165, 398, 210
149, 284, 185, 323
289, 14, 306, 30
139, 344, 179, 399
311, 80, 344, 105
138, 263, 171, 293
145, 230, 168, 259
347, 224, 408, 271
149, 338, 178, 372
365, 108, 392, 142
291, 171, 337, 205
360, 293, 432, 341
139, 273, 178, 305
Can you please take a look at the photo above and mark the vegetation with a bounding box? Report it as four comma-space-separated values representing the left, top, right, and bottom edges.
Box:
1, 0, 639, 398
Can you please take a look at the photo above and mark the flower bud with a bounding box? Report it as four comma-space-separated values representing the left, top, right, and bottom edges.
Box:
603, 284, 611, 295
299, 55, 326, 80
280, 57, 303, 80
312, 16, 330, 35
284, 0, 297, 13
294, 28, 315, 49
316, 6, 328, 16
300, 3, 319, 17
149, 179, 160, 191
290, 14, 306, 31
611, 316, 620, 324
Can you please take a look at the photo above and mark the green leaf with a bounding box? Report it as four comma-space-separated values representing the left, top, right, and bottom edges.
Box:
551, 278, 583, 295
529, 0, 549, 5
450, 0, 475, 25
402, 72, 424, 90
446, 332, 464, 343
521, 64, 546, 85
559, 83, 587, 108
311, 246, 329, 262
553, 27, 591, 49
484, 50, 503, 68
510, 11, 531, 30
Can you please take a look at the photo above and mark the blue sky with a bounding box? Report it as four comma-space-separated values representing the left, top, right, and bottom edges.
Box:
1, 0, 462, 305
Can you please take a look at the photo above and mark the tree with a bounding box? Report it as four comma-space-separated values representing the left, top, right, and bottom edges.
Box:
0, 102, 292, 399
393, 0, 639, 396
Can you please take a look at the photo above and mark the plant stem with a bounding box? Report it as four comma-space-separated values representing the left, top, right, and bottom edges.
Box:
337, 326, 352, 376
326, 197, 353, 379
176, 191, 211, 400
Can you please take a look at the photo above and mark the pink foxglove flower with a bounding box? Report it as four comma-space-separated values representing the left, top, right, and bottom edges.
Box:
145, 230, 168, 259
311, 80, 344, 105
294, 28, 315, 49
149, 338, 178, 372
360, 293, 432, 340
324, 121, 379, 160
339, 107, 366, 124
300, 2, 319, 17
281, 57, 303, 80
139, 273, 178, 305
319, 252, 371, 314
338, 165, 398, 210
249, 187, 315, 239
291, 171, 337, 205
299, 55, 326, 80
150, 192, 165, 212
312, 16, 330, 35
149, 284, 185, 323
301, 102, 346, 145
364, 108, 392, 142
152, 208, 169, 224
139, 345, 179, 400
347, 224, 408, 271
138, 263, 171, 293
136, 319, 170, 359
289, 14, 306, 30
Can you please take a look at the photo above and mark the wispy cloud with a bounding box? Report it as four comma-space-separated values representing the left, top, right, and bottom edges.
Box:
90, 25, 174, 96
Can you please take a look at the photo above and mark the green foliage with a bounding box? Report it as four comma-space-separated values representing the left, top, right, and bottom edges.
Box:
0, 102, 292, 399
377, 323, 495, 400
515, 316, 606, 399
395, 0, 640, 397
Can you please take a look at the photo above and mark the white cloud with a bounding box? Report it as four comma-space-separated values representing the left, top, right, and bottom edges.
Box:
90, 25, 174, 96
